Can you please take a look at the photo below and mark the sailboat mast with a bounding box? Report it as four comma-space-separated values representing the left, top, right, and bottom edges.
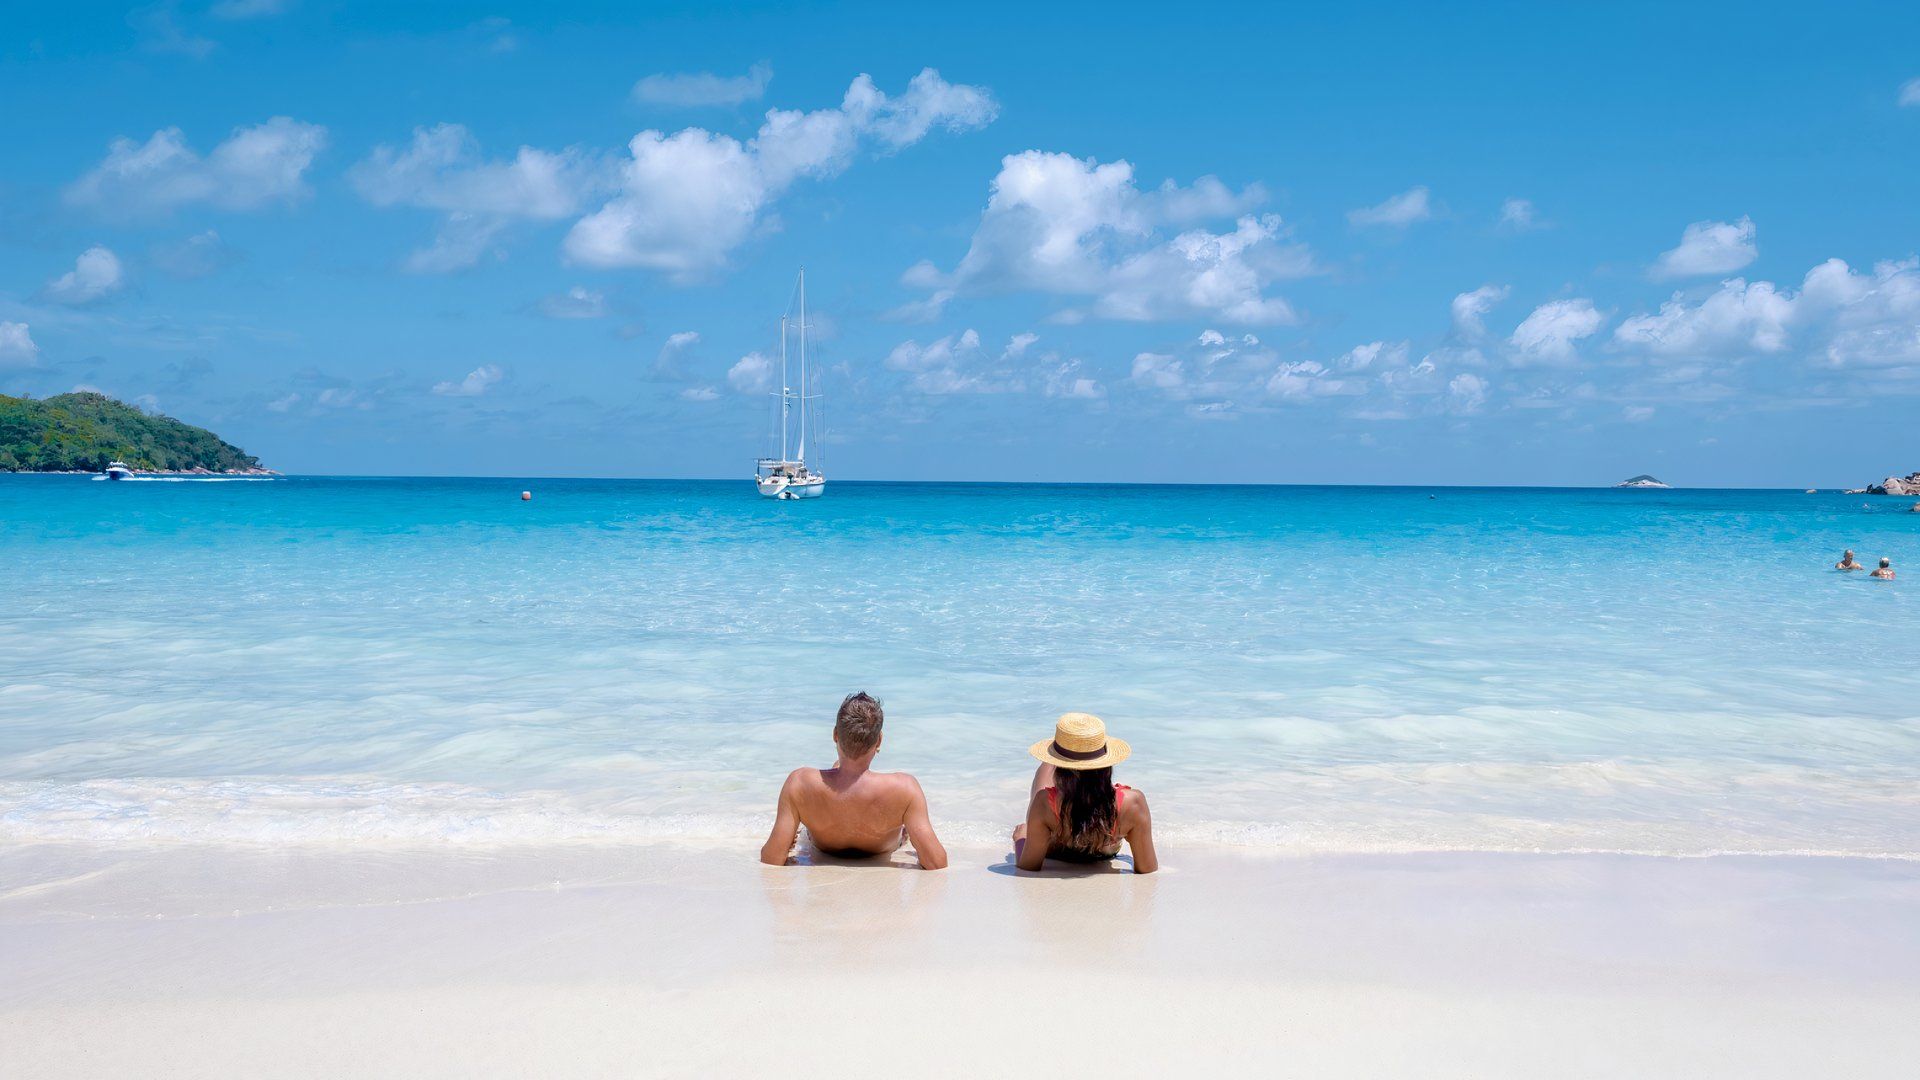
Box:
778, 314, 789, 462
797, 269, 807, 465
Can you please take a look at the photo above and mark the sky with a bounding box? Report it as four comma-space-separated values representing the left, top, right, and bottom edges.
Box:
3, 1, 1919, 485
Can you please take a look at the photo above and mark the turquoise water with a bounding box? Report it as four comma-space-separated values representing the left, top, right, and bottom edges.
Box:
2, 475, 1918, 855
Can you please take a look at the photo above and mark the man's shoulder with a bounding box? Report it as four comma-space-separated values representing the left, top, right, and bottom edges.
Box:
782, 766, 825, 790
873, 770, 927, 795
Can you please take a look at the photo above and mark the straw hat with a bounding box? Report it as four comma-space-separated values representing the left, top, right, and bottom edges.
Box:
1029, 712, 1131, 770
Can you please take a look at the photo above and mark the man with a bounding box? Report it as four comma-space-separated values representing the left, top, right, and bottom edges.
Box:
759, 693, 948, 869
1871, 557, 1896, 580
1837, 550, 1863, 571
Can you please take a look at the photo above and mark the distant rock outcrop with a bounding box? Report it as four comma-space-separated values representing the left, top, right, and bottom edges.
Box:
1865, 472, 1920, 496
1614, 474, 1671, 489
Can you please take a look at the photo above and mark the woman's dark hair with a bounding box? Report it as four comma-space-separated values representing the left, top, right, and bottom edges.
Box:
1055, 765, 1116, 847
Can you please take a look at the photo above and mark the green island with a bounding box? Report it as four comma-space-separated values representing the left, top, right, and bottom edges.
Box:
0, 391, 265, 473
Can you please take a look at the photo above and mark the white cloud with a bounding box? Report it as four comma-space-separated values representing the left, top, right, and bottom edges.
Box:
44, 246, 125, 305
1130, 352, 1185, 391
265, 392, 299, 412
1606, 257, 1920, 371
1510, 299, 1605, 365
1799, 257, 1920, 368
0, 322, 40, 367
1900, 78, 1920, 107
1651, 217, 1758, 279
664, 331, 700, 349
432, 364, 505, 397
567, 69, 995, 277
1334, 341, 1408, 372
1498, 198, 1539, 231
1004, 332, 1039, 358
151, 230, 239, 278
1042, 357, 1104, 400
633, 63, 773, 107
1265, 360, 1332, 399
680, 386, 720, 402
211, 0, 293, 18
728, 351, 773, 393
1149, 176, 1268, 222
402, 213, 510, 274
352, 124, 600, 219
67, 117, 327, 215
315, 387, 369, 410
885, 288, 955, 322
1451, 284, 1511, 336
1348, 186, 1432, 228
885, 329, 981, 372
921, 151, 1307, 325
1614, 278, 1793, 357
1447, 372, 1488, 413
131, 5, 215, 58
351, 124, 606, 272
539, 286, 608, 319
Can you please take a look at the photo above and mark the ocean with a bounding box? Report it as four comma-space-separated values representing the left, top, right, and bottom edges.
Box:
3, 475, 1917, 856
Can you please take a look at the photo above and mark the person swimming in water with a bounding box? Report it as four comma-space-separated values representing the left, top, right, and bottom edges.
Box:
1837, 549, 1863, 571
1012, 712, 1157, 874
1871, 557, 1896, 580
758, 692, 948, 869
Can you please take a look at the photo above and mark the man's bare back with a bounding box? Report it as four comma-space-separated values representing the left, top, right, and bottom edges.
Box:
759, 693, 948, 870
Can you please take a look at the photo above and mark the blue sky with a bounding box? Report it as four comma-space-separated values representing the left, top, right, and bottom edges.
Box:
3, 1, 1918, 484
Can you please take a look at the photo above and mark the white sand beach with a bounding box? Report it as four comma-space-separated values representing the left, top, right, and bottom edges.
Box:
4, 841, 1918, 1078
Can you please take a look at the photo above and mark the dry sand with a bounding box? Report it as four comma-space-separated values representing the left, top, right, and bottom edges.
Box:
3, 841, 1919, 1078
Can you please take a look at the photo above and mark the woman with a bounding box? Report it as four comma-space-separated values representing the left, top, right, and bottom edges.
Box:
1013, 712, 1157, 873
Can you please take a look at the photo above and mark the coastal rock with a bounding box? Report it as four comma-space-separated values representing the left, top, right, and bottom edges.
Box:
1614, 475, 1671, 488
1866, 472, 1920, 496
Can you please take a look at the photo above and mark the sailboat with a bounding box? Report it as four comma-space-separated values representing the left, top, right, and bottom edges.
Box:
754, 270, 826, 500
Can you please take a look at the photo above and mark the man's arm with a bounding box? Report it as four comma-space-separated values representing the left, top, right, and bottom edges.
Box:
902, 777, 948, 870
759, 771, 803, 866
1015, 791, 1051, 872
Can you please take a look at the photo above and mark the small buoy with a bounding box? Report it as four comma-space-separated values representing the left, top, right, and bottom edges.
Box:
521, 491, 532, 501
1805, 489, 1818, 494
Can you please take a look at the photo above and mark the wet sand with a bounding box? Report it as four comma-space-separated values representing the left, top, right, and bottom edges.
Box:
3, 842, 1918, 1078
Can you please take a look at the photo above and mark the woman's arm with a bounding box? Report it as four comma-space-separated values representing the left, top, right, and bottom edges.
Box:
1016, 791, 1052, 872
1125, 791, 1157, 874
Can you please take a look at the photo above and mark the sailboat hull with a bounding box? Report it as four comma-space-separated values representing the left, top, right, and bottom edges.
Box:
758, 476, 825, 499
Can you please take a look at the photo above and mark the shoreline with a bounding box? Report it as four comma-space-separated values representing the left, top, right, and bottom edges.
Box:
5, 841, 1919, 1076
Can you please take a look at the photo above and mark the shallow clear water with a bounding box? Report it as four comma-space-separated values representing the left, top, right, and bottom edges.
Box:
3, 475, 1917, 854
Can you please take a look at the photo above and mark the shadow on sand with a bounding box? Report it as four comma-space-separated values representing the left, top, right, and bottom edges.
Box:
986, 852, 1137, 878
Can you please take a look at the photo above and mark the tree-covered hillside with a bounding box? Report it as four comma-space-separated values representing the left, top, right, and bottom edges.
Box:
0, 392, 262, 472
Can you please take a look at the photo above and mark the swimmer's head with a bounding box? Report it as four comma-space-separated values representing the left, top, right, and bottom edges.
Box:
1881, 558, 1892, 568
1844, 549, 1855, 558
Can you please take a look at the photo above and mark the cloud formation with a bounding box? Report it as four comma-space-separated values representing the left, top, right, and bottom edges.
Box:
1651, 217, 1757, 279
568, 69, 996, 278
633, 63, 773, 107
539, 286, 608, 319
1498, 197, 1540, 231
432, 364, 505, 397
910, 151, 1308, 325
1348, 186, 1432, 228
350, 124, 606, 272
0, 322, 39, 367
43, 247, 125, 306
67, 117, 327, 216
1510, 299, 1605, 365
1451, 284, 1510, 337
